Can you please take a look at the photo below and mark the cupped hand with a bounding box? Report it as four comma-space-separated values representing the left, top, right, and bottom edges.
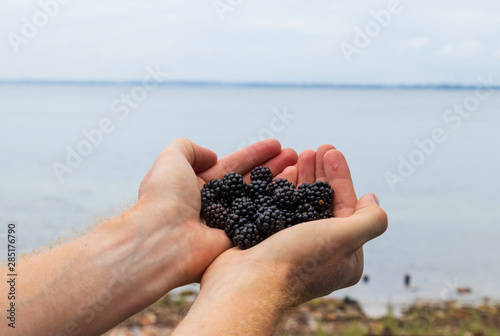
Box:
200, 145, 388, 305
134, 138, 298, 286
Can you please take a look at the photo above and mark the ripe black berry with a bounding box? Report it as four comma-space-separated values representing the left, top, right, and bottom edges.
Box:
304, 181, 334, 212
232, 223, 263, 250
254, 195, 275, 208
246, 180, 270, 198
250, 166, 273, 183
199, 166, 334, 249
268, 178, 295, 193
283, 209, 297, 228
256, 206, 285, 237
319, 210, 333, 220
274, 186, 299, 209
225, 212, 248, 237
295, 203, 319, 224
221, 172, 246, 205
201, 178, 223, 210
298, 181, 333, 212
201, 203, 228, 230
230, 197, 257, 219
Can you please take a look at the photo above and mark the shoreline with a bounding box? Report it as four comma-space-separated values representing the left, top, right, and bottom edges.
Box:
104, 291, 500, 336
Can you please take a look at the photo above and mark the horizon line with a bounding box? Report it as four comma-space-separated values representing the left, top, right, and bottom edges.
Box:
1, 79, 498, 90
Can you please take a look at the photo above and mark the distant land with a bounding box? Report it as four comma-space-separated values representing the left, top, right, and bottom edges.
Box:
0, 79, 499, 90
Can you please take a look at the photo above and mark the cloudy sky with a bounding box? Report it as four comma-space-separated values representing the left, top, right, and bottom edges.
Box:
1, 0, 499, 84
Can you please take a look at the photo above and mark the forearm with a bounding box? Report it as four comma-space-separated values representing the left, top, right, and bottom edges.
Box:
173, 259, 290, 336
1, 205, 185, 336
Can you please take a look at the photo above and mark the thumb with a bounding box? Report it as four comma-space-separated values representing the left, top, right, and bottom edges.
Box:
138, 139, 217, 199
334, 193, 388, 251
163, 138, 218, 173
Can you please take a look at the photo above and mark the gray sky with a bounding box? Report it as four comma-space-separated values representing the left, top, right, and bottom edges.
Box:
1, 0, 499, 84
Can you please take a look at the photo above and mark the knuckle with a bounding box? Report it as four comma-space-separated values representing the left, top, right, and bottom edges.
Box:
373, 207, 389, 234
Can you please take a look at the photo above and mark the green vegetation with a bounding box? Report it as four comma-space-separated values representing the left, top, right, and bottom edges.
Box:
105, 295, 500, 336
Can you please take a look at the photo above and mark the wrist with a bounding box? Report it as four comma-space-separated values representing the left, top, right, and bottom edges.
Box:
84, 203, 186, 309
174, 253, 292, 336
14, 205, 187, 336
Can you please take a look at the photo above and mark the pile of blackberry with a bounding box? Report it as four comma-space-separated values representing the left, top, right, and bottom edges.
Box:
200, 166, 334, 249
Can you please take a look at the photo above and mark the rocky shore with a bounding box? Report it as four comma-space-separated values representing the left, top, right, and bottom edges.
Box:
104, 291, 500, 336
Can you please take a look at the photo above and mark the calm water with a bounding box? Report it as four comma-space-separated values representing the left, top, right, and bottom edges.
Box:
1, 84, 499, 316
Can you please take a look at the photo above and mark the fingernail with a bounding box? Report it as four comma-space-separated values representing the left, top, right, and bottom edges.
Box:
372, 194, 380, 206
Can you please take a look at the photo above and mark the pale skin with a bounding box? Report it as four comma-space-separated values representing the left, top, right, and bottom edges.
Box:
0, 139, 387, 336
173, 146, 388, 335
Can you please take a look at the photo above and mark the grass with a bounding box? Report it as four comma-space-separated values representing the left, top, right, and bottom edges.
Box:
309, 300, 500, 336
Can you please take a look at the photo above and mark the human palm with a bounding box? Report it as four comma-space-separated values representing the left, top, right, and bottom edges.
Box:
136, 138, 298, 285
200, 145, 385, 304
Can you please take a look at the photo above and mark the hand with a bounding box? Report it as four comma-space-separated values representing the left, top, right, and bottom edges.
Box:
173, 145, 388, 335
131, 138, 298, 289
4, 138, 298, 336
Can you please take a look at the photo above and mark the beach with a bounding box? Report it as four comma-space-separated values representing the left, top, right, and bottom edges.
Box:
103, 291, 500, 336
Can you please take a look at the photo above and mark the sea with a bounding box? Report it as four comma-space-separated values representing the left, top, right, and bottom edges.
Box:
1, 83, 499, 316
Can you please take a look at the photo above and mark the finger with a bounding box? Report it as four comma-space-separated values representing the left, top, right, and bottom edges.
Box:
315, 144, 336, 182
199, 139, 282, 181
274, 166, 298, 185
242, 148, 298, 183
165, 138, 218, 173
324, 149, 357, 218
334, 193, 388, 252
297, 150, 316, 185
139, 138, 217, 198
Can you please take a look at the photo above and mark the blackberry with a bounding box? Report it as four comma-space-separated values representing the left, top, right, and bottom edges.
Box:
295, 203, 319, 224
274, 186, 299, 209
250, 166, 273, 183
230, 197, 257, 219
201, 203, 228, 229
293, 188, 306, 206
225, 212, 248, 237
298, 181, 333, 212
221, 172, 247, 205
297, 183, 313, 200
319, 210, 333, 220
283, 209, 297, 228
254, 195, 275, 208
268, 178, 295, 193
255, 206, 285, 237
311, 181, 334, 212
246, 180, 270, 198
200, 178, 223, 210
297, 183, 311, 189
232, 223, 263, 250
199, 165, 335, 249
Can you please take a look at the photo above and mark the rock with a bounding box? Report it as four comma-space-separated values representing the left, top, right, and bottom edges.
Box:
107, 329, 133, 336
140, 312, 158, 325
456, 287, 472, 294
325, 313, 336, 321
